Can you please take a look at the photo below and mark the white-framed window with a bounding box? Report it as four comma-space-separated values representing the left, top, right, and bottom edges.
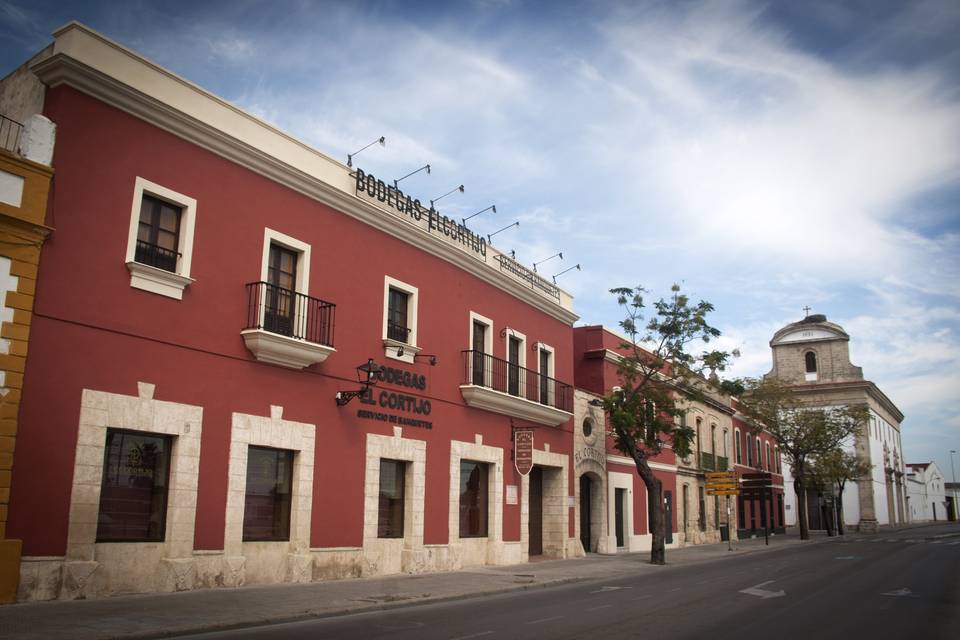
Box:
504, 328, 526, 397
382, 276, 419, 363
254, 229, 312, 339
125, 177, 198, 300
536, 342, 556, 406
468, 311, 494, 387
735, 429, 742, 464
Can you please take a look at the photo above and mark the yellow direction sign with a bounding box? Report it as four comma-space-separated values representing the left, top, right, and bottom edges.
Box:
705, 472, 736, 480
707, 489, 740, 496
705, 482, 739, 491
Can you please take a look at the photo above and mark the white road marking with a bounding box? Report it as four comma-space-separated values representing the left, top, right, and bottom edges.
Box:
948, 541, 960, 546
451, 632, 494, 640
929, 540, 942, 545
526, 616, 564, 625
590, 585, 633, 593
835, 556, 858, 560
739, 580, 786, 599
872, 539, 884, 543
668, 587, 681, 592
634, 594, 652, 600
587, 604, 613, 611
882, 587, 918, 598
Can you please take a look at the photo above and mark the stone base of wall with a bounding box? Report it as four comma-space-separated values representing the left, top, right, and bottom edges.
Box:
856, 519, 879, 534
17, 536, 580, 602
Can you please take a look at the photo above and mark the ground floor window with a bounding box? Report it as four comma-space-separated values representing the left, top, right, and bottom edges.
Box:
243, 446, 294, 541
698, 486, 706, 531
459, 460, 489, 537
96, 429, 172, 542
378, 458, 406, 538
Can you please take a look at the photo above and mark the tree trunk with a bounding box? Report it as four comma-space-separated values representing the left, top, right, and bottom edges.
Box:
627, 445, 666, 565
836, 480, 845, 536
646, 475, 665, 565
794, 475, 810, 540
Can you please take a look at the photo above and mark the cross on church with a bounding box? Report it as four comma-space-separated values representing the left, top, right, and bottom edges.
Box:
803, 306, 811, 317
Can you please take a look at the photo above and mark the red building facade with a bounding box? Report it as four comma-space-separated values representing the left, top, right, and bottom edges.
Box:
732, 401, 786, 537
4, 23, 581, 601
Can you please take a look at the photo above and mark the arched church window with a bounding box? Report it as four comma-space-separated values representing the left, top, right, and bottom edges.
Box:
804, 351, 817, 373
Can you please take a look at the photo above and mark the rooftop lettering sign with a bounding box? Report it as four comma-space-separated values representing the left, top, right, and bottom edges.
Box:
354, 168, 486, 258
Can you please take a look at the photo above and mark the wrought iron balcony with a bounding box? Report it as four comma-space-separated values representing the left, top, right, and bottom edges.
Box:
700, 452, 729, 472
135, 240, 181, 273
241, 281, 336, 369
459, 350, 573, 426
0, 114, 23, 154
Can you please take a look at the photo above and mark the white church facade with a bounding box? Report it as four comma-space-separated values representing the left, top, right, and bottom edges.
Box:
765, 314, 905, 533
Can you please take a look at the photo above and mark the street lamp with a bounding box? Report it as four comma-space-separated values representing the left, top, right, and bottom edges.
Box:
335, 359, 380, 406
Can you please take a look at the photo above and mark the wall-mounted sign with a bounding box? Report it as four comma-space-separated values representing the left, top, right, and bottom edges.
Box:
515, 429, 533, 476
354, 168, 487, 258
574, 446, 605, 466
506, 484, 518, 505
355, 361, 432, 429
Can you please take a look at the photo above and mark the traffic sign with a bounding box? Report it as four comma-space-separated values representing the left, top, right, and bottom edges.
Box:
705, 472, 736, 480
705, 482, 739, 490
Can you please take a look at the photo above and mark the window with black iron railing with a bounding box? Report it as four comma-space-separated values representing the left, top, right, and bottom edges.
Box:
0, 114, 23, 154
245, 281, 335, 347
461, 350, 573, 413
135, 240, 181, 273
386, 321, 411, 343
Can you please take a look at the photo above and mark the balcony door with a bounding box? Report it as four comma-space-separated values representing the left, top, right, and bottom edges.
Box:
472, 320, 487, 386
508, 335, 521, 396
265, 244, 297, 337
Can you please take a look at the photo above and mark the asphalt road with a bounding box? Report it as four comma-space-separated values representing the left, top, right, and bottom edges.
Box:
177, 525, 960, 640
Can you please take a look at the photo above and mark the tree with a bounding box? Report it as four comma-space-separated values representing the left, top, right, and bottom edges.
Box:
603, 285, 734, 565
737, 378, 868, 540
810, 449, 873, 535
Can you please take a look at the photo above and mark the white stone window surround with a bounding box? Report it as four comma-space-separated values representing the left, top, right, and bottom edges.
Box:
535, 341, 556, 405
259, 227, 312, 294
449, 437, 503, 564
468, 311, 494, 387
735, 429, 741, 464
803, 349, 818, 381
62, 383, 202, 599
382, 275, 420, 364
124, 177, 197, 300
606, 470, 637, 551
363, 428, 426, 574
224, 406, 315, 585
503, 327, 527, 370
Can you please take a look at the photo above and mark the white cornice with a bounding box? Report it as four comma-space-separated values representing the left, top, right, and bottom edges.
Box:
606, 453, 677, 473
31, 24, 579, 326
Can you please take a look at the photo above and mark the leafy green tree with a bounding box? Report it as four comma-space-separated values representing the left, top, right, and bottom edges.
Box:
602, 285, 734, 565
810, 449, 873, 535
737, 379, 868, 540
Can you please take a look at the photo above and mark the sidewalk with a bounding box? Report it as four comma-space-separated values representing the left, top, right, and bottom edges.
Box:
0, 530, 879, 640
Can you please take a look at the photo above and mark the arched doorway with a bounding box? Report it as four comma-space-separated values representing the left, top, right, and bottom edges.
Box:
578, 472, 605, 553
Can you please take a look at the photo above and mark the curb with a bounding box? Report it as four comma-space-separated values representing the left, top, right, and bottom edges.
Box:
125, 576, 587, 640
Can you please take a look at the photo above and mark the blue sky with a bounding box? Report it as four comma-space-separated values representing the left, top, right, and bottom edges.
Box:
2, 0, 959, 479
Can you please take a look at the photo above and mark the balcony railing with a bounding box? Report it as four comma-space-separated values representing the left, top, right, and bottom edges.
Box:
0, 114, 23, 154
386, 320, 411, 343
135, 240, 180, 273
461, 350, 573, 413
245, 281, 335, 347
700, 452, 729, 472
